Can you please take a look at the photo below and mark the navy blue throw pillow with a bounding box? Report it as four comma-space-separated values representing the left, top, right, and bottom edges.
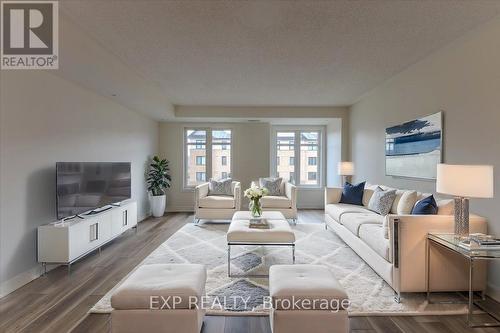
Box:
411, 195, 438, 215
339, 182, 366, 206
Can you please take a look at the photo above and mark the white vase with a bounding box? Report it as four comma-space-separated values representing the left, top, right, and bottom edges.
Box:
150, 194, 166, 218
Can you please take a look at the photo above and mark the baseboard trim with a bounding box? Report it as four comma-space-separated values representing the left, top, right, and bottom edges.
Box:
166, 206, 195, 213
297, 206, 324, 210
0, 264, 58, 299
487, 283, 500, 302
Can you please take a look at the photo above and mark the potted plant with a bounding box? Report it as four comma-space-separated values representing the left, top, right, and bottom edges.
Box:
146, 156, 171, 217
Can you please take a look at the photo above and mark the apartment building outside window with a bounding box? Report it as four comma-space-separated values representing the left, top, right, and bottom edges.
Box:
196, 156, 206, 165
196, 172, 206, 182
184, 128, 232, 188
271, 127, 323, 187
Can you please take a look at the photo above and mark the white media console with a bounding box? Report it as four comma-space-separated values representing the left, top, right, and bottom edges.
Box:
37, 200, 137, 273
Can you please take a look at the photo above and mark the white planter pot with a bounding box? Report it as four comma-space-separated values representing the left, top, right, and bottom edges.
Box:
150, 194, 166, 218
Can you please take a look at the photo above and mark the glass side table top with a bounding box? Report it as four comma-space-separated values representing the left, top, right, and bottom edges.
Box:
428, 233, 500, 259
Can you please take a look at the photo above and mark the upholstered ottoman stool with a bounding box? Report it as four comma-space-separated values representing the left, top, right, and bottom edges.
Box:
111, 264, 207, 333
269, 264, 349, 333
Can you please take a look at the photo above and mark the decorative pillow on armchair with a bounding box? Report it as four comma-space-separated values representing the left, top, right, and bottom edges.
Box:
208, 178, 233, 196
368, 187, 397, 216
259, 177, 283, 196
339, 181, 365, 206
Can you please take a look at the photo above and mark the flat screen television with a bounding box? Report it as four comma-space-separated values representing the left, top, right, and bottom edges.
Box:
56, 162, 131, 220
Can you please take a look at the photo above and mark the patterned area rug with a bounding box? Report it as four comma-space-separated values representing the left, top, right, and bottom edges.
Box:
90, 223, 469, 316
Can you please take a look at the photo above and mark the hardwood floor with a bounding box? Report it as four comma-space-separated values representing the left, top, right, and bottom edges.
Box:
1, 211, 499, 333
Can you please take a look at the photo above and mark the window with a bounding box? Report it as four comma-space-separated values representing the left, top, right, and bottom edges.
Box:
185, 129, 207, 187
272, 128, 323, 187
212, 130, 232, 181
275, 131, 295, 183
276, 156, 280, 166
184, 128, 232, 187
196, 156, 206, 165
300, 131, 320, 185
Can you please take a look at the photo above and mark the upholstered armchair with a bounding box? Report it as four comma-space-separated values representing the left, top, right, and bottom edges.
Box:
194, 181, 241, 223
251, 180, 297, 222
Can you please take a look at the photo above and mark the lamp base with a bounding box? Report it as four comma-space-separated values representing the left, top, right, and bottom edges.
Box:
454, 197, 469, 239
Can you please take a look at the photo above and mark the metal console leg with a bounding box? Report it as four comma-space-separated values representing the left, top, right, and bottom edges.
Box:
227, 245, 231, 277
468, 259, 474, 326
394, 291, 401, 303
426, 238, 431, 302
292, 245, 296, 264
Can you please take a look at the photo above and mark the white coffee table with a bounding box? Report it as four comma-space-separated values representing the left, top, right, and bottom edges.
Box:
227, 211, 296, 277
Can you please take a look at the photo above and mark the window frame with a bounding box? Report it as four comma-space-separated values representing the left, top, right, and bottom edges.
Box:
183, 127, 233, 190
270, 126, 325, 188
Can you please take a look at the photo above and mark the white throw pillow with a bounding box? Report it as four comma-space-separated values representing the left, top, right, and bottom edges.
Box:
362, 184, 378, 207
390, 190, 405, 214
437, 199, 454, 215
397, 191, 418, 215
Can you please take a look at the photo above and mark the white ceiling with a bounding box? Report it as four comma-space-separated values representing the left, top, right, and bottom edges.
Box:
61, 0, 500, 107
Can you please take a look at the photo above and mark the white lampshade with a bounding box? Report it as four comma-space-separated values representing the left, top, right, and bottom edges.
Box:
338, 162, 354, 176
436, 164, 494, 198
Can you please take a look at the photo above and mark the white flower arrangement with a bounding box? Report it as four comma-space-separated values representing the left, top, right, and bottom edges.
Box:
245, 185, 268, 217
244, 185, 269, 200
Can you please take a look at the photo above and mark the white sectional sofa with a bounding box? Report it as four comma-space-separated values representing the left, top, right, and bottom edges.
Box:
324, 184, 488, 302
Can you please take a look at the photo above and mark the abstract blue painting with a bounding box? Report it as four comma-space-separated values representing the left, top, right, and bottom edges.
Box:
385, 112, 442, 179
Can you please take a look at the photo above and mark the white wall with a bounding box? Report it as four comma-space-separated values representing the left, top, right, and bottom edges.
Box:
0, 70, 158, 296
349, 17, 500, 300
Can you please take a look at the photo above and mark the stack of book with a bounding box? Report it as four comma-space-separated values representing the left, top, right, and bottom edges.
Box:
459, 233, 500, 250
249, 218, 270, 229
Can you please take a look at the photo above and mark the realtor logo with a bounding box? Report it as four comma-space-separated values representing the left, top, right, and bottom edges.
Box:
1, 1, 58, 69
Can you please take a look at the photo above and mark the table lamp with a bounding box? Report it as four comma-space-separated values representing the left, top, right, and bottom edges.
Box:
436, 164, 494, 238
338, 161, 354, 185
